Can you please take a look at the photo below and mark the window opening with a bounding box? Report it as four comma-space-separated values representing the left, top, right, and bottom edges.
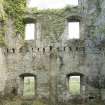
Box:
68, 22, 80, 39
23, 76, 35, 96
69, 76, 80, 95
25, 23, 35, 40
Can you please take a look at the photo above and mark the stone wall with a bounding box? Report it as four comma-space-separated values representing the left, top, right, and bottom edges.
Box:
0, 0, 105, 104
0, 47, 7, 95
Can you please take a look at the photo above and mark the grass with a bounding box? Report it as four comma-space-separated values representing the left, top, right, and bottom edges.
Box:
0, 96, 104, 105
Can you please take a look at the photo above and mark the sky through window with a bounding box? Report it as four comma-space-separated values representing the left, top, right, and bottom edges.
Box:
27, 0, 78, 9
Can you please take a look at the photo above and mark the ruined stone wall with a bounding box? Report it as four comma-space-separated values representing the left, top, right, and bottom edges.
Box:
0, 47, 7, 95
1, 0, 105, 104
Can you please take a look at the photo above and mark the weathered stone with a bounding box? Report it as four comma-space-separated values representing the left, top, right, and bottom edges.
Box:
1, 0, 105, 104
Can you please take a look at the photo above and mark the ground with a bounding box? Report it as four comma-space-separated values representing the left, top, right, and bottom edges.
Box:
0, 96, 104, 105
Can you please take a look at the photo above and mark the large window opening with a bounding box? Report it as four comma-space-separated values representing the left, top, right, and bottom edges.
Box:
23, 76, 35, 96
68, 22, 80, 39
27, 0, 78, 9
69, 76, 80, 95
25, 23, 35, 40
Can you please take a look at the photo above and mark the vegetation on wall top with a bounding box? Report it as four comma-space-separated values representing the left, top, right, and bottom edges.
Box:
25, 6, 79, 42
2, 0, 80, 44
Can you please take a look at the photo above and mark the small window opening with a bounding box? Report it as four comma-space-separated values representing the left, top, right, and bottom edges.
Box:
64, 47, 66, 51
43, 48, 45, 53
12, 48, 15, 53
23, 76, 35, 96
69, 47, 72, 51
69, 76, 80, 95
32, 48, 33, 51
76, 47, 79, 51
37, 48, 39, 51
25, 23, 35, 40
68, 22, 80, 39
57, 47, 60, 51
7, 48, 9, 53
50, 46, 52, 51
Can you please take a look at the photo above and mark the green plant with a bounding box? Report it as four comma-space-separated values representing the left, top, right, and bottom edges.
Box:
4, 0, 26, 38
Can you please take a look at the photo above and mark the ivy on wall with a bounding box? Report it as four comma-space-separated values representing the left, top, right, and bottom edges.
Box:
32, 9, 66, 42
4, 0, 26, 38
0, 0, 5, 45
0, 0, 4, 19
